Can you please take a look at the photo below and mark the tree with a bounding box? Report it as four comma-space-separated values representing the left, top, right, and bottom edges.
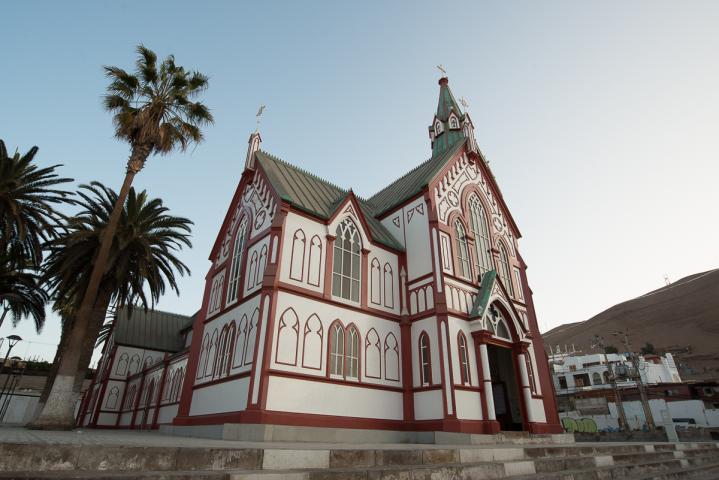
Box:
32, 45, 211, 428
604, 345, 619, 354
640, 342, 656, 355
0, 140, 73, 330
33, 182, 192, 425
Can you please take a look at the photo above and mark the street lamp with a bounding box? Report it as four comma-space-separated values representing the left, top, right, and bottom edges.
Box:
1, 335, 22, 372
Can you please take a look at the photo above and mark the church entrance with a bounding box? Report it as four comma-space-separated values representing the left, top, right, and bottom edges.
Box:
487, 344, 524, 431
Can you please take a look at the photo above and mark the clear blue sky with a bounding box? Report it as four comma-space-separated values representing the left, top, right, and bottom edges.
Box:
2, 1, 718, 362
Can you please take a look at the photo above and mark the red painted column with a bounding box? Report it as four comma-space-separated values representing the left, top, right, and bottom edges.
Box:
322, 235, 336, 300
151, 356, 170, 429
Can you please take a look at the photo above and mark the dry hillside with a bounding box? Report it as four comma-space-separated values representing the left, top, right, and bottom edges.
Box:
543, 269, 719, 381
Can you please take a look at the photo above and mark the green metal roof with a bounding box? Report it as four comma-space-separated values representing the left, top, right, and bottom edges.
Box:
432, 79, 467, 158
113, 306, 194, 353
256, 151, 404, 251
436, 79, 465, 121
469, 269, 497, 318
368, 138, 466, 216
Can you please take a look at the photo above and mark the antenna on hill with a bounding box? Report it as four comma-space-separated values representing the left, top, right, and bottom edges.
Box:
664, 274, 671, 286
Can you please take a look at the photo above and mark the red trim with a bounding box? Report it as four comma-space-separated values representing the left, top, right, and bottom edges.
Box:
399, 319, 414, 421
192, 370, 251, 390
457, 331, 471, 386
268, 369, 402, 392
418, 331, 432, 386
301, 314, 323, 370
203, 290, 263, 324
288, 229, 306, 282
274, 307, 300, 367
364, 328, 381, 379
306, 235, 323, 287
322, 235, 335, 300
278, 282, 401, 321
453, 384, 482, 393
383, 332, 400, 382
151, 357, 170, 429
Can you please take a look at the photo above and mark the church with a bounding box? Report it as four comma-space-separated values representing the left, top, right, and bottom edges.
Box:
78, 76, 562, 438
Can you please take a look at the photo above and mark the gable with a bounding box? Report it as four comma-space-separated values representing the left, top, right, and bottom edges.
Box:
212, 168, 278, 266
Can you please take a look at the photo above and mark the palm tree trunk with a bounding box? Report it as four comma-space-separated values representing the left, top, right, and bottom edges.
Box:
31, 322, 70, 419
0, 306, 8, 329
31, 148, 148, 429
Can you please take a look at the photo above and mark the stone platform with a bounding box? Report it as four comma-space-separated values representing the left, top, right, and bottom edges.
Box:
0, 428, 718, 479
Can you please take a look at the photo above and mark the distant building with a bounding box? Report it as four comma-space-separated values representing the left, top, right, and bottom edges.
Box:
549, 351, 681, 394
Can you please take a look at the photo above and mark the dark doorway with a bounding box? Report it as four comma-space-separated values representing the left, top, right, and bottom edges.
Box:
487, 344, 524, 431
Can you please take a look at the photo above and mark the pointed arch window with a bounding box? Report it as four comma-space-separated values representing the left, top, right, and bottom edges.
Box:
419, 332, 432, 386
498, 242, 514, 297
449, 115, 459, 129
458, 333, 471, 385
455, 219, 471, 279
332, 218, 361, 302
329, 323, 345, 378
328, 321, 360, 380
469, 195, 493, 279
346, 326, 360, 380
227, 217, 248, 304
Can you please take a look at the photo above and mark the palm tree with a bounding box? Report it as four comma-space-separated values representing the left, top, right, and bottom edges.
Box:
0, 140, 73, 331
0, 140, 73, 264
32, 45, 210, 428
33, 182, 192, 427
0, 255, 47, 330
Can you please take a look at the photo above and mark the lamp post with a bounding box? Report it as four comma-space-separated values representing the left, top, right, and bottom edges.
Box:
0, 335, 22, 374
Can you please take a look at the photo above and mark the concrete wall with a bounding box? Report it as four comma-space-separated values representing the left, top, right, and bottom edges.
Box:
0, 393, 39, 425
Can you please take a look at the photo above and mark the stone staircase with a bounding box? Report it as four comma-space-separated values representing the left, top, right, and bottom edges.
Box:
1, 441, 717, 479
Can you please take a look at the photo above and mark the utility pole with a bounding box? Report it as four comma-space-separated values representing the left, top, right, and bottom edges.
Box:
592, 335, 628, 431
612, 329, 655, 431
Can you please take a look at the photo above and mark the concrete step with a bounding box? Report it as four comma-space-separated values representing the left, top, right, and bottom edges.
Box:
1, 442, 716, 479
5, 451, 719, 480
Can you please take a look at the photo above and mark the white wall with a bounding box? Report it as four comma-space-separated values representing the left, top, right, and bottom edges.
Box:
380, 197, 432, 281
266, 376, 403, 420
189, 376, 250, 416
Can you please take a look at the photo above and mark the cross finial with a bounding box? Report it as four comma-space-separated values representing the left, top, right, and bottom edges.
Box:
255, 105, 266, 132
460, 96, 469, 110
436, 64, 447, 76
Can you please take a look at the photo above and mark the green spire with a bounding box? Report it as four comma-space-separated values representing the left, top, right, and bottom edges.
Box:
430, 77, 466, 158
436, 77, 464, 121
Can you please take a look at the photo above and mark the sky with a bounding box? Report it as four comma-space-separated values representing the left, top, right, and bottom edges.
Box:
2, 1, 718, 363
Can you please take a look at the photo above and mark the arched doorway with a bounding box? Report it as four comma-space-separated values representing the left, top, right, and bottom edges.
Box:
484, 302, 525, 431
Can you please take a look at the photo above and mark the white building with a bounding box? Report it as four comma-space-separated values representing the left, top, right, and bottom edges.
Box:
549, 351, 682, 394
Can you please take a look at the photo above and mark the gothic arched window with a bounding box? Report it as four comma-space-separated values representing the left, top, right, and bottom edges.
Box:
332, 218, 361, 302
419, 332, 432, 386
329, 322, 345, 378
226, 217, 248, 304
458, 333, 471, 385
498, 242, 514, 297
346, 326, 360, 380
455, 219, 471, 279
592, 372, 602, 385
469, 195, 493, 279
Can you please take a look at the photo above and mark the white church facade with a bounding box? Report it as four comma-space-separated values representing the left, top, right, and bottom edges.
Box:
79, 77, 562, 436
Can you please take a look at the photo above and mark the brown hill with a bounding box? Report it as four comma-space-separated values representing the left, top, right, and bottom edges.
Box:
543, 268, 719, 381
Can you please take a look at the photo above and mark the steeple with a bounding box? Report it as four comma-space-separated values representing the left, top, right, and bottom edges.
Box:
428, 77, 479, 157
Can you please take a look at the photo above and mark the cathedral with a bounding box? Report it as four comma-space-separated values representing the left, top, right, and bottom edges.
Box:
78, 77, 562, 438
